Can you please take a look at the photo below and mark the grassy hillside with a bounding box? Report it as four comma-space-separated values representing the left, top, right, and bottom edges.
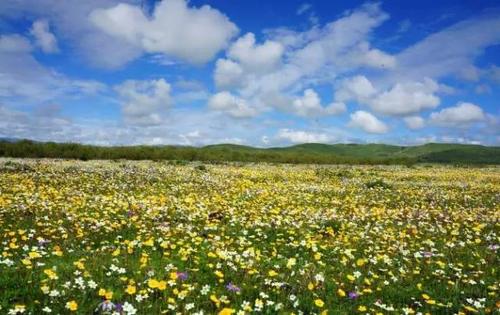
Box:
0, 140, 498, 164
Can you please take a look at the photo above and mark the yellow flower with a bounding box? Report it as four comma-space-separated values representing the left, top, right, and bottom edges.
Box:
347, 274, 355, 281
356, 258, 366, 267
314, 299, 325, 308
157, 280, 167, 291
421, 293, 430, 300
314, 252, 322, 260
358, 305, 367, 312
268, 270, 278, 277
286, 257, 297, 269
218, 308, 235, 315
98, 288, 107, 296
425, 299, 436, 305
337, 288, 346, 297
126, 285, 136, 295
308, 282, 315, 290
44, 269, 58, 280
143, 238, 154, 246
105, 291, 113, 300
170, 272, 178, 280
66, 300, 78, 311
210, 295, 221, 307
28, 251, 41, 259
214, 270, 224, 278
148, 279, 160, 289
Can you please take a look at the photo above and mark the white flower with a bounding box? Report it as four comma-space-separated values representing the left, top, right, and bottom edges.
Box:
200, 284, 210, 295
42, 306, 52, 313
122, 302, 137, 315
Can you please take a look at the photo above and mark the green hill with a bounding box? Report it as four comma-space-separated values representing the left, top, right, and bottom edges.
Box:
0, 139, 498, 164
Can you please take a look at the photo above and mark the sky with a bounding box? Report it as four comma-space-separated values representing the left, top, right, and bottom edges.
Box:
0, 0, 499, 147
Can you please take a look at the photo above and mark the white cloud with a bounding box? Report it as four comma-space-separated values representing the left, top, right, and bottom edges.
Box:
393, 12, 500, 82
90, 0, 238, 64
0, 0, 143, 69
0, 34, 32, 53
227, 33, 284, 74
277, 128, 331, 144
214, 58, 244, 88
0, 34, 105, 102
336, 76, 440, 116
403, 116, 425, 130
369, 78, 440, 116
362, 47, 396, 69
114, 79, 172, 125
430, 102, 485, 127
349, 110, 388, 134
335, 75, 377, 103
212, 3, 394, 117
30, 19, 59, 53
291, 89, 345, 117
208, 91, 258, 118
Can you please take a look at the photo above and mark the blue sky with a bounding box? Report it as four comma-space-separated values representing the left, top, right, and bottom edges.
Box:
0, 0, 499, 146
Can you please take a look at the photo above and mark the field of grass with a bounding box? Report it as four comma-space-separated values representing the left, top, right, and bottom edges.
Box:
0, 159, 498, 314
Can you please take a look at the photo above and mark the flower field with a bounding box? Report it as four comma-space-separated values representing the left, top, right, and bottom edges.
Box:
0, 159, 498, 314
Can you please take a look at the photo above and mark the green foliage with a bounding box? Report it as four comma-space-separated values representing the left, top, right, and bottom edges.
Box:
0, 139, 498, 165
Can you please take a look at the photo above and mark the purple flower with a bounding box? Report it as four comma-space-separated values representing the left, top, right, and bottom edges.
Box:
115, 303, 123, 312
226, 282, 241, 293
348, 291, 359, 299
423, 251, 433, 258
177, 271, 188, 281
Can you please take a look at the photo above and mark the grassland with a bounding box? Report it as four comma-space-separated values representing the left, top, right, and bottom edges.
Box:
0, 159, 498, 314
1, 140, 499, 165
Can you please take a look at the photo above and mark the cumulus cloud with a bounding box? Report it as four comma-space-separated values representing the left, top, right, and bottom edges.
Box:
291, 89, 345, 117
430, 102, 485, 127
227, 33, 284, 73
369, 78, 440, 116
214, 59, 244, 88
114, 79, 172, 125
349, 110, 388, 134
403, 116, 425, 130
335, 75, 377, 103
208, 91, 258, 118
212, 3, 394, 117
336, 76, 440, 116
277, 128, 331, 144
90, 0, 238, 64
30, 19, 59, 53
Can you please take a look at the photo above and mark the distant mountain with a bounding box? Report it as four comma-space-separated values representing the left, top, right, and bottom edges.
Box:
0, 137, 21, 143
0, 139, 498, 164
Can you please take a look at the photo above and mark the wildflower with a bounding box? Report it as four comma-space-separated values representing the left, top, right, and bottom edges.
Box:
218, 308, 235, 315
314, 299, 325, 307
226, 282, 241, 293
337, 288, 346, 297
126, 285, 137, 295
65, 300, 78, 312
348, 291, 359, 299
122, 302, 137, 315
268, 270, 278, 277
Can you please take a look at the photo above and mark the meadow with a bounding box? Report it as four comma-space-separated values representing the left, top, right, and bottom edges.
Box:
0, 159, 498, 314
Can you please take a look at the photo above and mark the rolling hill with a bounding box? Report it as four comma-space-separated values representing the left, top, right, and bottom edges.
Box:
0, 139, 498, 164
